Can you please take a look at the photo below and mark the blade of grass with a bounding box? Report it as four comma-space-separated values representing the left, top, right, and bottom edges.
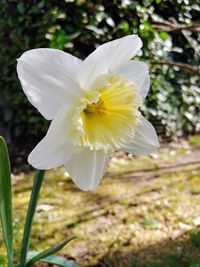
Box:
26, 236, 76, 266
19, 169, 45, 267
27, 252, 80, 267
0, 136, 13, 267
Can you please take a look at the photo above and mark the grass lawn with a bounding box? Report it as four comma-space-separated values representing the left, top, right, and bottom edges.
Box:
0, 136, 200, 267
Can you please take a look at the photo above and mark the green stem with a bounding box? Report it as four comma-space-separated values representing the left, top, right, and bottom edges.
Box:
8, 257, 13, 267
19, 170, 45, 267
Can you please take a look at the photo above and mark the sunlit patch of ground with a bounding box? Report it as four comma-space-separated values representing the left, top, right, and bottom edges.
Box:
0, 136, 200, 267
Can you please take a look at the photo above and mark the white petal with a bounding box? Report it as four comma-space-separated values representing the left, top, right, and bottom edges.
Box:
121, 116, 159, 156
65, 149, 109, 191
17, 48, 82, 120
28, 107, 76, 169
79, 35, 142, 89
117, 60, 150, 99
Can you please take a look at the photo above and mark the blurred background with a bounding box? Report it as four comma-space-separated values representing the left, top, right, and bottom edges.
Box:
0, 0, 200, 266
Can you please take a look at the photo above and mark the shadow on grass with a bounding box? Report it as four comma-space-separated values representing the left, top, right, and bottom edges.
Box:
88, 231, 200, 267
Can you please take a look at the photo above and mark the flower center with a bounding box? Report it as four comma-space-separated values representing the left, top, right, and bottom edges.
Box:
84, 99, 107, 116
73, 75, 141, 152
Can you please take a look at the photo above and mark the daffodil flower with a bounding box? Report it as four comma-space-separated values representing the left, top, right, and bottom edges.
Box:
17, 35, 159, 191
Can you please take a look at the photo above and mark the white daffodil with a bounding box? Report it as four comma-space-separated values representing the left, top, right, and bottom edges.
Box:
17, 35, 159, 191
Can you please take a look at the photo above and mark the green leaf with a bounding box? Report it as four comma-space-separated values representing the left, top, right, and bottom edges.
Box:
159, 31, 169, 40
19, 170, 45, 267
27, 252, 80, 267
143, 219, 162, 229
26, 236, 77, 266
0, 136, 13, 267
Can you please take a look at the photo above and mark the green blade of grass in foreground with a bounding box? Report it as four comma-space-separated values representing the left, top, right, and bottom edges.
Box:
26, 236, 79, 267
27, 251, 80, 267
0, 136, 13, 267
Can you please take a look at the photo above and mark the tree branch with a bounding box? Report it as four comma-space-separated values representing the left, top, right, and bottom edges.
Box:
152, 21, 200, 33
150, 60, 200, 76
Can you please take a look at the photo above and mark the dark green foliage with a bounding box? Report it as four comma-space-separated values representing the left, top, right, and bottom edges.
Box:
0, 0, 199, 164
190, 226, 200, 248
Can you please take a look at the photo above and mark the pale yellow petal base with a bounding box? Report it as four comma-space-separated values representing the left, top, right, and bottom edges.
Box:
72, 75, 141, 153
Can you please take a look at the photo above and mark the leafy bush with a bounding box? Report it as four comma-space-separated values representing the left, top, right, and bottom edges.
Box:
0, 0, 199, 164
